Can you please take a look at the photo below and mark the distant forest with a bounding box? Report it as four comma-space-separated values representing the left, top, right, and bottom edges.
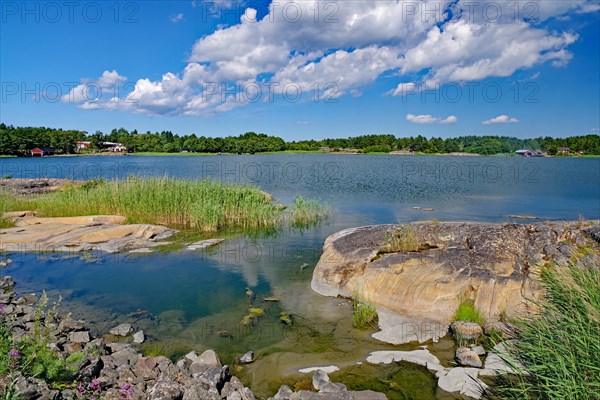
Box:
1, 123, 599, 156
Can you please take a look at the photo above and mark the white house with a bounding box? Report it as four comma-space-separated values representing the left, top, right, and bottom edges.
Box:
75, 141, 92, 150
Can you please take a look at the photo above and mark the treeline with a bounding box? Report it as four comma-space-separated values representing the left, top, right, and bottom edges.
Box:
1, 123, 599, 156
0, 124, 86, 155
289, 134, 600, 155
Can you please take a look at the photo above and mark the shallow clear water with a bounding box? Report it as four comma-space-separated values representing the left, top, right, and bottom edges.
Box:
1, 154, 599, 398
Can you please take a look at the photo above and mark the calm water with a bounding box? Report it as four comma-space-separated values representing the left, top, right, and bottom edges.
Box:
1, 154, 599, 398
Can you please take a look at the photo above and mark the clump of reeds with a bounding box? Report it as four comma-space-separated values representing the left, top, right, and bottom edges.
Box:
287, 196, 329, 229
0, 177, 327, 233
490, 262, 600, 399
352, 299, 379, 330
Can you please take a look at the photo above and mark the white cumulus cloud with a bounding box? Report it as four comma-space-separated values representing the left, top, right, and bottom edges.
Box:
63, 0, 598, 116
483, 115, 520, 125
407, 114, 458, 124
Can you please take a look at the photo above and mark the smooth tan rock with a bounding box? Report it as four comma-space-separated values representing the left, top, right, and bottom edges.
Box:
2, 211, 37, 219
311, 221, 595, 326
0, 215, 177, 253
11, 215, 126, 226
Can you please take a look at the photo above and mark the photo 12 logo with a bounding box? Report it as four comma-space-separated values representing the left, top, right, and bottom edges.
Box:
1, 81, 139, 104
1, 1, 140, 24
199, 1, 339, 24
395, 81, 540, 104
200, 81, 340, 104
0, 161, 141, 180
400, 161, 540, 184
198, 1, 540, 25
199, 161, 341, 184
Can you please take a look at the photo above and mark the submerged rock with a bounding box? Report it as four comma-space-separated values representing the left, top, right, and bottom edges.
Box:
300, 263, 310, 271
312, 370, 347, 393
240, 351, 255, 364
241, 314, 257, 327
133, 330, 145, 343
280, 312, 293, 325
129, 247, 154, 253
186, 238, 225, 251
0, 258, 12, 268
269, 384, 386, 400
298, 366, 339, 374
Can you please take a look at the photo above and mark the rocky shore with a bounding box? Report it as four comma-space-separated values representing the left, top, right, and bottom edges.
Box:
0, 273, 259, 399
312, 220, 600, 344
1, 276, 399, 400
0, 178, 81, 196
2, 219, 598, 399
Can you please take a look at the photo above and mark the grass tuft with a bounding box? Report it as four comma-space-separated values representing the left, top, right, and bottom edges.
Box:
353, 300, 378, 330
380, 224, 421, 253
491, 262, 600, 400
453, 299, 486, 325
351, 290, 379, 330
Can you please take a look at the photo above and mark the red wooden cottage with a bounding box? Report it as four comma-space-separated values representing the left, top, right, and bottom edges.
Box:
31, 147, 55, 157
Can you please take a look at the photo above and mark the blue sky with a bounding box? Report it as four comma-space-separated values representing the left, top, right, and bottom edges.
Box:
1, 0, 599, 140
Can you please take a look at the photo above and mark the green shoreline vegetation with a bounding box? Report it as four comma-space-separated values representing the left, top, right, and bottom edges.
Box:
492, 261, 600, 399
0, 177, 327, 232
1, 123, 599, 156
0, 293, 87, 395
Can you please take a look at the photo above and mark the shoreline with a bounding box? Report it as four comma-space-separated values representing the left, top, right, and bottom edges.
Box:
3, 217, 598, 398
0, 274, 261, 399
0, 271, 519, 400
2, 151, 599, 158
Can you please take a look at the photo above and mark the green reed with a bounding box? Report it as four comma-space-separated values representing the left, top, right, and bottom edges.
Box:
0, 177, 327, 233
